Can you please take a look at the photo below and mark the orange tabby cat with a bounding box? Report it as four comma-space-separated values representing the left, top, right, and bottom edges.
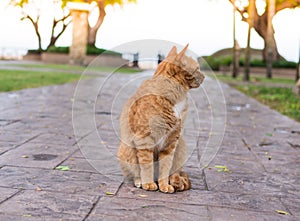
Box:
117, 45, 205, 193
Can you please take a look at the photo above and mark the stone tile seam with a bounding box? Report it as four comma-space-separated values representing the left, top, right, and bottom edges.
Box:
82, 196, 101, 221
106, 195, 289, 215
0, 133, 42, 156
0, 189, 22, 206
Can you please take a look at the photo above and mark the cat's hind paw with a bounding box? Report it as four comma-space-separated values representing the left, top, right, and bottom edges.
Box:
180, 171, 191, 190
170, 173, 185, 191
170, 172, 191, 191
142, 182, 158, 191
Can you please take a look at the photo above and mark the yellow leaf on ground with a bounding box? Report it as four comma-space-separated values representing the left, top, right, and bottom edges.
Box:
138, 194, 148, 198
36, 187, 42, 191
22, 214, 32, 217
215, 165, 230, 173
275, 210, 289, 215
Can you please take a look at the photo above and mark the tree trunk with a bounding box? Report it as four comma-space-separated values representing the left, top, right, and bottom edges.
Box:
266, 0, 276, 78
253, 10, 281, 62
46, 15, 71, 51
228, 0, 281, 62
232, 0, 238, 78
88, 0, 106, 47
244, 0, 255, 81
24, 15, 42, 52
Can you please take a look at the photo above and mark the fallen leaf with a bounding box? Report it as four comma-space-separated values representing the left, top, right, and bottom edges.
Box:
55, 166, 70, 171
215, 165, 230, 173
21, 155, 29, 158
275, 210, 289, 215
215, 165, 226, 169
138, 194, 148, 198
36, 187, 42, 191
105, 191, 114, 196
22, 214, 32, 217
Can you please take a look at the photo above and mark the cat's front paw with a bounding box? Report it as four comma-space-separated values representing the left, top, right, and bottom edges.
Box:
159, 184, 175, 193
142, 182, 158, 191
134, 178, 142, 188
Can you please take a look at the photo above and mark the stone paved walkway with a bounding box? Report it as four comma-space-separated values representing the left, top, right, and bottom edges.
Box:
0, 70, 299, 220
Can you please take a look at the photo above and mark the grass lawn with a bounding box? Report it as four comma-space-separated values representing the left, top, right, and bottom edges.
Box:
0, 69, 81, 92
11, 63, 141, 74
0, 63, 141, 92
214, 73, 300, 122
216, 73, 295, 85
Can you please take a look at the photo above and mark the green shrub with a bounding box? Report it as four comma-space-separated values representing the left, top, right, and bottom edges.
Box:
237, 85, 300, 122
46, 46, 121, 56
47, 46, 69, 53
86, 45, 121, 56
250, 59, 265, 67
202, 56, 232, 71
218, 56, 232, 66
27, 49, 41, 54
273, 61, 297, 69
201, 56, 220, 71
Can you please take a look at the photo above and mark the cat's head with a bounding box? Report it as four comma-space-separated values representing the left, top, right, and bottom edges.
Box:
155, 44, 205, 89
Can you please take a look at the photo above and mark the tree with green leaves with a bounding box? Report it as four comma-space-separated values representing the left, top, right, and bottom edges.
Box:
10, 0, 136, 51
229, 0, 300, 61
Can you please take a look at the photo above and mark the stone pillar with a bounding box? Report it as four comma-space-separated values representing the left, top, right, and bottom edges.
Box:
68, 3, 90, 65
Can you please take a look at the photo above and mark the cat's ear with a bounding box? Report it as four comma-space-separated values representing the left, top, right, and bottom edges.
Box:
177, 44, 189, 60
167, 46, 177, 58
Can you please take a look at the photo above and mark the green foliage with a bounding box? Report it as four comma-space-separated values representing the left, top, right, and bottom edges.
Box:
0, 69, 80, 92
202, 56, 232, 71
86, 45, 121, 56
203, 56, 297, 70
216, 73, 295, 85
273, 60, 297, 69
47, 46, 69, 53
236, 85, 300, 122
46, 46, 121, 56
214, 73, 300, 122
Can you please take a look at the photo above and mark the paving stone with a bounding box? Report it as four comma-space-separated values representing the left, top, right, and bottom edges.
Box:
0, 143, 76, 168
87, 196, 209, 221
30, 132, 77, 146
0, 69, 299, 220
0, 187, 20, 204
208, 206, 298, 221
0, 190, 98, 219
280, 194, 300, 217
204, 169, 299, 195
118, 184, 286, 213
62, 156, 99, 173
0, 130, 38, 144
0, 166, 121, 196
0, 142, 17, 155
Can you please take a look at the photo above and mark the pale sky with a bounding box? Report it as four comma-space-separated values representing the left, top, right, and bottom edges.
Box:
0, 0, 299, 61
